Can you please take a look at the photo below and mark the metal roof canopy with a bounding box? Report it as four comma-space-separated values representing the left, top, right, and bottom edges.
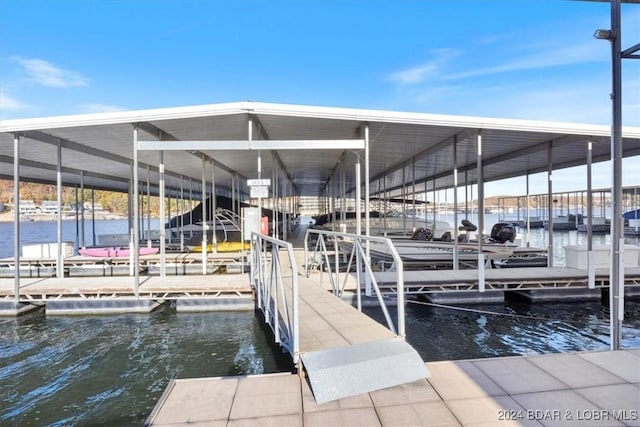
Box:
1, 101, 639, 201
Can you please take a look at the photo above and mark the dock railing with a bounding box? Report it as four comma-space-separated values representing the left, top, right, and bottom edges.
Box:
249, 232, 300, 365
304, 229, 405, 339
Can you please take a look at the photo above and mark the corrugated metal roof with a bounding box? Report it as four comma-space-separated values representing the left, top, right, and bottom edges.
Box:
1, 101, 639, 199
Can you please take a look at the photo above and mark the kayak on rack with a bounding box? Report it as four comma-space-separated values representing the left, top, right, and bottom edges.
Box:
79, 247, 160, 257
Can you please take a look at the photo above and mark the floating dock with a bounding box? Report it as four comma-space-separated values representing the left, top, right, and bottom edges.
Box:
146, 348, 640, 426
0, 274, 254, 315
0, 252, 246, 278
370, 266, 640, 303
2, 265, 640, 314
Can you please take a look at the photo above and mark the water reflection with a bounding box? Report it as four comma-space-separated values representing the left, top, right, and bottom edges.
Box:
366, 298, 640, 362
0, 307, 293, 426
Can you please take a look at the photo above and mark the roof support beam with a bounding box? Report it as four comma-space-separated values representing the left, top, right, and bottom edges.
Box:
18, 129, 191, 184
251, 114, 298, 194
137, 139, 365, 151
24, 130, 132, 165
369, 128, 473, 186
0, 155, 130, 184
321, 122, 367, 195
137, 121, 244, 180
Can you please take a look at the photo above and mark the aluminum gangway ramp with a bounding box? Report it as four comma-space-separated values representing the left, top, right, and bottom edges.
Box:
295, 276, 429, 404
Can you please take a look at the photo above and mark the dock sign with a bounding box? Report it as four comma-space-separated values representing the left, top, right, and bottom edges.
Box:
248, 179, 270, 198
247, 179, 271, 187
250, 186, 269, 198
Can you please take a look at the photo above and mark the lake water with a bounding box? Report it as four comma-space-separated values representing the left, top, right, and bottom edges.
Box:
2, 215, 638, 261
0, 218, 161, 259
0, 308, 292, 426
1, 218, 639, 425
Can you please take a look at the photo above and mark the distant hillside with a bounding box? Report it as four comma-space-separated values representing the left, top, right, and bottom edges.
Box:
0, 179, 162, 215
1, 179, 529, 215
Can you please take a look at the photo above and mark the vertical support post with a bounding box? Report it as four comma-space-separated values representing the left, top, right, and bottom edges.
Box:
424, 182, 428, 224
211, 163, 217, 253
609, 0, 623, 350
13, 134, 21, 301
231, 168, 236, 215
411, 158, 416, 232
453, 135, 459, 270
332, 176, 337, 232
283, 173, 288, 241
201, 159, 208, 275
526, 174, 531, 247
80, 171, 85, 248
236, 174, 241, 218
159, 150, 166, 277
132, 126, 140, 298
476, 132, 485, 290
464, 171, 469, 220
365, 125, 370, 240
74, 185, 79, 252
340, 161, 346, 225
208, 182, 213, 245
56, 139, 63, 279
383, 176, 388, 233
432, 179, 437, 231
401, 166, 406, 233
180, 175, 185, 251
146, 166, 151, 247
128, 163, 134, 277
273, 159, 278, 238
127, 168, 133, 236
355, 155, 362, 236
547, 142, 554, 267
167, 188, 172, 246
91, 188, 96, 246
247, 116, 262, 236
587, 141, 595, 289
189, 178, 194, 237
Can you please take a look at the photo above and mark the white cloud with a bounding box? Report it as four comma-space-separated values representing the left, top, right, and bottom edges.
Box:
13, 57, 89, 88
389, 38, 604, 89
388, 48, 460, 84
0, 92, 31, 111
447, 43, 605, 81
390, 63, 439, 84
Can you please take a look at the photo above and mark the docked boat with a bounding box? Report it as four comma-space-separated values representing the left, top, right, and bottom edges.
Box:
336, 220, 547, 269
576, 217, 610, 233
543, 214, 582, 230
624, 209, 640, 236
313, 211, 454, 240
181, 208, 250, 253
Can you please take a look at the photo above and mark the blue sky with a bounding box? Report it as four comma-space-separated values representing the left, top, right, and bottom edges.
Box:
1, 0, 638, 196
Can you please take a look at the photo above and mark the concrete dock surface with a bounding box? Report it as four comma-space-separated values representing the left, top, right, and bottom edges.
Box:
147, 348, 640, 426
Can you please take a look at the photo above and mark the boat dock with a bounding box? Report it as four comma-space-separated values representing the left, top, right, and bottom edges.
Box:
0, 273, 254, 315
370, 267, 640, 294
3, 253, 640, 313
0, 252, 247, 278
146, 348, 640, 426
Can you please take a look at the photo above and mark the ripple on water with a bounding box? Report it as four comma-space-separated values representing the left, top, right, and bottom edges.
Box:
0, 307, 293, 426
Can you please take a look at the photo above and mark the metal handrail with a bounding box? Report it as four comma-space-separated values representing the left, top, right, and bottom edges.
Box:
303, 229, 405, 340
249, 232, 300, 365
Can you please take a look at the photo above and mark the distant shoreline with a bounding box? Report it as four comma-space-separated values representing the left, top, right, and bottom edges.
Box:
0, 211, 130, 223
